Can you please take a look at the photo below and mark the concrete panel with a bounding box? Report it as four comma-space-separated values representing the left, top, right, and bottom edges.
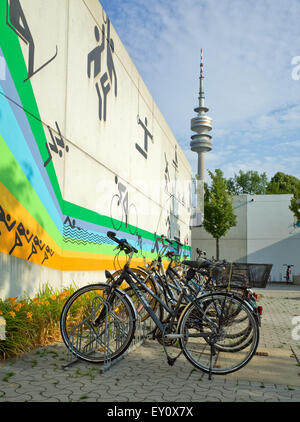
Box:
17, 0, 69, 131
192, 195, 247, 261
247, 235, 300, 282
0, 0, 192, 299
0, 252, 62, 299
247, 194, 300, 281
247, 194, 295, 239
192, 193, 300, 282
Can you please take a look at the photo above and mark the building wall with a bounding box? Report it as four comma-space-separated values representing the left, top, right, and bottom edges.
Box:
191, 195, 248, 262
191, 194, 300, 282
246, 194, 300, 282
0, 0, 192, 298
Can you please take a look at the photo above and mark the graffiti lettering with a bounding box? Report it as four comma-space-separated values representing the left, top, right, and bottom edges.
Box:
63, 216, 81, 230
0, 206, 16, 232
0, 205, 54, 264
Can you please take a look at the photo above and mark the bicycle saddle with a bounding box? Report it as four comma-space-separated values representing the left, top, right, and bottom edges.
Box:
182, 259, 212, 269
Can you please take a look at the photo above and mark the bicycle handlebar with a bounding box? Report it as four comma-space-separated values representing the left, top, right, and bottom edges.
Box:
159, 234, 173, 245
107, 231, 138, 254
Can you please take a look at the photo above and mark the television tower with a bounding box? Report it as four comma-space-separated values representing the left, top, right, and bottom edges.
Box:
190, 49, 212, 181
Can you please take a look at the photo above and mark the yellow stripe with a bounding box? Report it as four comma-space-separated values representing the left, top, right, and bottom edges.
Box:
0, 182, 155, 271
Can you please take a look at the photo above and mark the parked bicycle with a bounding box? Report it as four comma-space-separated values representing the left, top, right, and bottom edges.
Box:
60, 231, 260, 379
283, 264, 294, 284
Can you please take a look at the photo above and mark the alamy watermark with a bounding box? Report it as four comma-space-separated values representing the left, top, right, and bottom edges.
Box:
291, 316, 300, 341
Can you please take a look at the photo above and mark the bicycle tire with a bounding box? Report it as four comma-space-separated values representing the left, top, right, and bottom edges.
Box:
60, 283, 136, 364
178, 292, 259, 375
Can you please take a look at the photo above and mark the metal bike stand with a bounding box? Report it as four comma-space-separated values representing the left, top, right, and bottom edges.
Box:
62, 296, 113, 370
99, 315, 155, 373
62, 298, 155, 372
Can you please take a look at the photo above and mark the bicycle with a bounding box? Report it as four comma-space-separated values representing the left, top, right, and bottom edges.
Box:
283, 264, 294, 284
60, 231, 260, 378
115, 234, 262, 347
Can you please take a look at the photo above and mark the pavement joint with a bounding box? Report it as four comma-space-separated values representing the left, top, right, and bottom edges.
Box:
1, 284, 300, 402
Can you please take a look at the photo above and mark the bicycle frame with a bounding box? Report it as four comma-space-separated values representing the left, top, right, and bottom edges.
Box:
115, 266, 185, 334
108, 251, 219, 338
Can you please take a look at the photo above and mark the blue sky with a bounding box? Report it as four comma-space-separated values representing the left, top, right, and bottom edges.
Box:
99, 0, 300, 181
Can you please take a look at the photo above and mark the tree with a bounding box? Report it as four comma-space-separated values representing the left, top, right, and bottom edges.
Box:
266, 172, 300, 222
227, 170, 268, 195
203, 169, 237, 260
266, 172, 300, 195
290, 195, 300, 223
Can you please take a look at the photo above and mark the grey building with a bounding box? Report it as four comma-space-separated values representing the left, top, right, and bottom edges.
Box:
191, 194, 300, 282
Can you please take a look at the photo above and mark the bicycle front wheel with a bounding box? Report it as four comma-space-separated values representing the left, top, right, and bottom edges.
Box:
60, 283, 136, 363
178, 292, 259, 375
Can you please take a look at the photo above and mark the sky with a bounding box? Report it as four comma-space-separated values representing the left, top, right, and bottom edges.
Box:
99, 0, 300, 182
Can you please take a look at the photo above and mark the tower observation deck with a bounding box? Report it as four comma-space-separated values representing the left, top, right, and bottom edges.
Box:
190, 49, 212, 181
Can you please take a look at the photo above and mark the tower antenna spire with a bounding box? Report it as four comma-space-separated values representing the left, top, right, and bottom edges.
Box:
200, 48, 204, 78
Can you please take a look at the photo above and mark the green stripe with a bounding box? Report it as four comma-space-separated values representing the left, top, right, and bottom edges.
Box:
0, 135, 62, 246
62, 240, 159, 260
0, 2, 191, 253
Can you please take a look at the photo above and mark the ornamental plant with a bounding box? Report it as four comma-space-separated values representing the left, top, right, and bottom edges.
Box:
0, 283, 78, 360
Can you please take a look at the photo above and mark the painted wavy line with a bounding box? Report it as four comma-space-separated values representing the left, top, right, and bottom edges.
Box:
63, 237, 98, 246
62, 231, 116, 246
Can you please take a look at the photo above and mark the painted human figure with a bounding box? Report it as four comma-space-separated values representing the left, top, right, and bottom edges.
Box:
87, 18, 117, 122
7, 0, 57, 82
135, 117, 153, 159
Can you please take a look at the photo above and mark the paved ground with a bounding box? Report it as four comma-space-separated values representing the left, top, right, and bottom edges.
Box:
0, 283, 300, 403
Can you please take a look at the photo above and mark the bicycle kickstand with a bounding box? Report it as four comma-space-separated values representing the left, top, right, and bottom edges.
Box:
208, 344, 216, 381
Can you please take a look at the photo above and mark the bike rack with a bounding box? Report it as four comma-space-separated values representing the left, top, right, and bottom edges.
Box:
61, 296, 155, 372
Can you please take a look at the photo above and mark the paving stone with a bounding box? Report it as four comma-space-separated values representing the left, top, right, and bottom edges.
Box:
1, 284, 300, 402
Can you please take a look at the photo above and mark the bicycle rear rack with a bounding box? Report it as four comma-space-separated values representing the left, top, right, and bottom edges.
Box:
61, 295, 155, 372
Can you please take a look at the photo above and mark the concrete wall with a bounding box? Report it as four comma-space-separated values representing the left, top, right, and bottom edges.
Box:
246, 194, 300, 282
192, 194, 300, 282
192, 195, 248, 262
0, 0, 192, 298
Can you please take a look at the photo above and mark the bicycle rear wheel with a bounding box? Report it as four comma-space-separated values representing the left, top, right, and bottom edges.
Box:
178, 292, 259, 375
60, 283, 136, 363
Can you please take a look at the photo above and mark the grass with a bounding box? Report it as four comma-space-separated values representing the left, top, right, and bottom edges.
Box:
0, 282, 80, 361
2, 371, 15, 382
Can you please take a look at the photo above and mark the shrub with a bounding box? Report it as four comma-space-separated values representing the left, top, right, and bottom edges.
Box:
0, 283, 78, 360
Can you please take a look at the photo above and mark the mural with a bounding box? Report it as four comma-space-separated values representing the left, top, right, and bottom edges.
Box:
0, 0, 191, 290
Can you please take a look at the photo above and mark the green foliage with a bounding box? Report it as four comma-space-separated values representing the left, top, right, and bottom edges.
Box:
266, 172, 300, 222
203, 169, 237, 259
227, 170, 268, 195
0, 283, 78, 360
290, 194, 300, 222
225, 170, 300, 222
266, 172, 300, 195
